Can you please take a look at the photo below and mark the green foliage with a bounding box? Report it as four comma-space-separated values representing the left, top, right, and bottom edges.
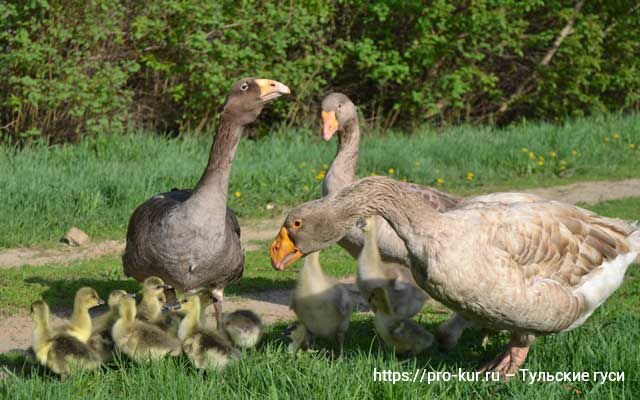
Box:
1, 1, 640, 141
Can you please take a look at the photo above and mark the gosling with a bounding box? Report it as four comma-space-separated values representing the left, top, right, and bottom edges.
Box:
57, 287, 104, 343
222, 309, 263, 349
111, 295, 181, 362
173, 293, 240, 371
30, 300, 101, 376
290, 251, 353, 354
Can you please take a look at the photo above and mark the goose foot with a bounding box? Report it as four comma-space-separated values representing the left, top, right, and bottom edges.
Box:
478, 334, 534, 380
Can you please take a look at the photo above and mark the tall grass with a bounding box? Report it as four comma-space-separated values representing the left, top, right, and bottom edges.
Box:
2, 113, 640, 248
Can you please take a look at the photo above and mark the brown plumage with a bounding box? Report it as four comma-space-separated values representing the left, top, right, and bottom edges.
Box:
271, 176, 639, 378
123, 78, 290, 327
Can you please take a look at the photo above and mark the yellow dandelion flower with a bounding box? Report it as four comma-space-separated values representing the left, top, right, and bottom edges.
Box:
538, 155, 544, 162
521, 147, 529, 153
560, 160, 567, 166
300, 162, 307, 168
603, 137, 610, 143
303, 185, 309, 192
323, 163, 328, 169
612, 133, 620, 139
414, 161, 421, 167
529, 152, 535, 160
630, 144, 636, 150
401, 177, 407, 182
436, 178, 444, 185
234, 191, 241, 198
310, 168, 316, 174
549, 151, 557, 158
466, 172, 474, 181
537, 160, 544, 166
560, 165, 566, 171
388, 168, 395, 175
571, 149, 578, 156
315, 171, 325, 181
370, 171, 377, 176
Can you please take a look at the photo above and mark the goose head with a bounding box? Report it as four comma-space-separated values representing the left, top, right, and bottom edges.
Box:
222, 78, 291, 126
320, 93, 357, 141
270, 199, 352, 270
75, 287, 105, 310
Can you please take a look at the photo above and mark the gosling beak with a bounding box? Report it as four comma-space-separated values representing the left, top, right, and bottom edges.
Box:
96, 298, 105, 305
162, 284, 173, 290
321, 111, 339, 141
270, 227, 303, 271
255, 79, 291, 103
128, 292, 136, 298
162, 303, 178, 312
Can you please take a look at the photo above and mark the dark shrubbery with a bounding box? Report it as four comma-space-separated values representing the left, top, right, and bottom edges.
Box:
1, 0, 639, 142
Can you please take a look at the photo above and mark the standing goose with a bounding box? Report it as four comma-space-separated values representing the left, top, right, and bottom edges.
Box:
123, 78, 290, 326
271, 176, 639, 377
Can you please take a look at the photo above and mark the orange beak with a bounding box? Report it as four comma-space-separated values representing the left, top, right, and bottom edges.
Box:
255, 79, 291, 102
270, 227, 303, 271
321, 111, 339, 141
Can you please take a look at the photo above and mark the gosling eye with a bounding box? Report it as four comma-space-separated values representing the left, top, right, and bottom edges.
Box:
338, 103, 342, 109
292, 219, 302, 229
240, 82, 249, 91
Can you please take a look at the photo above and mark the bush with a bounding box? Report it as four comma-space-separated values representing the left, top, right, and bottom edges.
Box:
1, 0, 639, 142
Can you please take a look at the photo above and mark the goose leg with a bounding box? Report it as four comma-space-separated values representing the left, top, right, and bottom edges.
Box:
478, 333, 535, 380
210, 288, 224, 329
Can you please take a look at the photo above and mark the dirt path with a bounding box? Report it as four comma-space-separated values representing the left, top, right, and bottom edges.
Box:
1, 179, 639, 270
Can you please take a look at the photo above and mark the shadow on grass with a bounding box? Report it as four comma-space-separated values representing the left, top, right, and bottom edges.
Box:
258, 317, 505, 372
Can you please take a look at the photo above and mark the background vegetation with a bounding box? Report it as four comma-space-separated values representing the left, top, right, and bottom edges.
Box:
1, 0, 640, 142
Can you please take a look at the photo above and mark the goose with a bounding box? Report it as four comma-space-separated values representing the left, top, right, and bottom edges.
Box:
222, 309, 264, 349
172, 293, 240, 371
289, 251, 353, 354
111, 295, 182, 361
270, 176, 640, 378
123, 78, 290, 327
320, 93, 462, 342
57, 287, 104, 343
30, 300, 101, 376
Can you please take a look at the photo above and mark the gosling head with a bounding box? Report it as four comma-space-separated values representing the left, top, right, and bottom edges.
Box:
222, 78, 291, 126
107, 290, 135, 309
171, 293, 201, 315
142, 276, 171, 297
75, 287, 104, 310
368, 287, 392, 315
30, 300, 50, 321
320, 93, 357, 141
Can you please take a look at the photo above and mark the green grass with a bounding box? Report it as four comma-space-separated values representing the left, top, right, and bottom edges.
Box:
0, 244, 353, 317
2, 113, 640, 248
1, 198, 639, 398
1, 268, 638, 398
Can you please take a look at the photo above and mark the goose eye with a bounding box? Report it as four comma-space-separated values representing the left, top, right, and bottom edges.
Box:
338, 104, 342, 109
240, 83, 249, 91
293, 219, 302, 228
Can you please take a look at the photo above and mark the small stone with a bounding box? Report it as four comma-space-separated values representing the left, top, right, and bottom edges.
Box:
62, 227, 90, 246
265, 203, 275, 210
